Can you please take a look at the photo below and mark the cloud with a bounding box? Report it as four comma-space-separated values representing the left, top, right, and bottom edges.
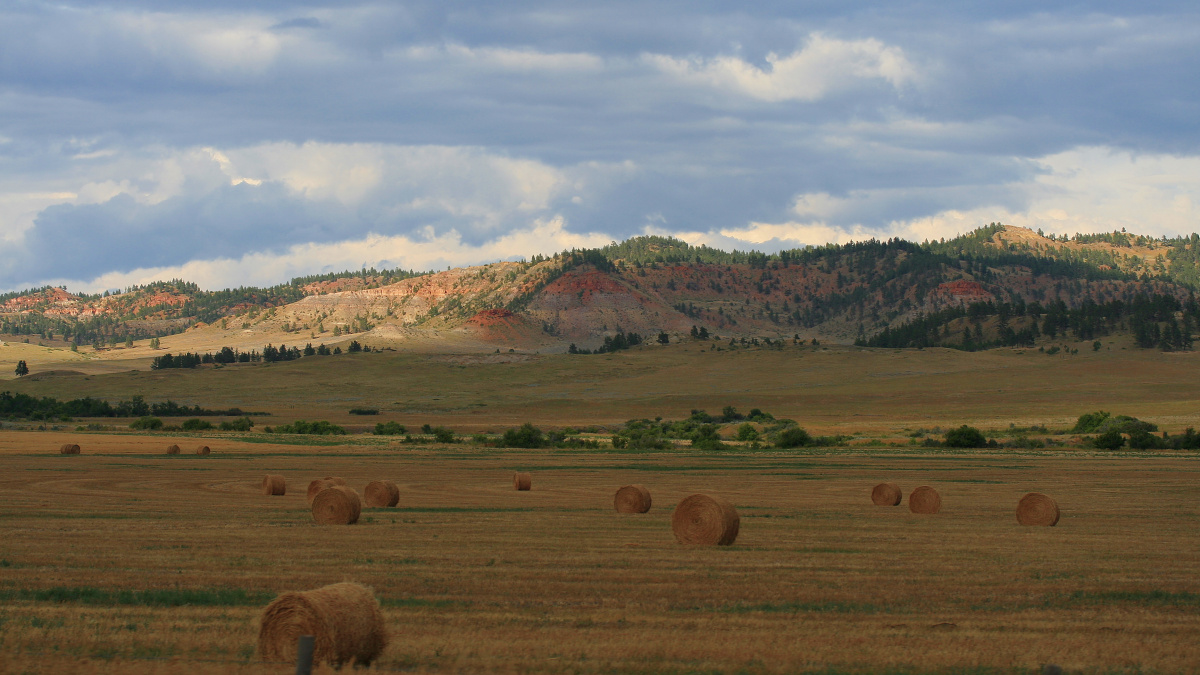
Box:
31, 217, 613, 294
2, 3, 1199, 295
661, 146, 1200, 251
0, 141, 639, 288
647, 33, 916, 102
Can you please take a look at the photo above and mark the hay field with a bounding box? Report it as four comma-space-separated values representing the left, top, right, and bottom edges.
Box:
6, 341, 1200, 435
2, 433, 1199, 674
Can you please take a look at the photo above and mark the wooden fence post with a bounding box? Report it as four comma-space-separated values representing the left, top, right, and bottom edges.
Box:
295, 634, 315, 675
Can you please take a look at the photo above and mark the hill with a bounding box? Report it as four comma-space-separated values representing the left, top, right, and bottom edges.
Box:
2, 224, 1199, 361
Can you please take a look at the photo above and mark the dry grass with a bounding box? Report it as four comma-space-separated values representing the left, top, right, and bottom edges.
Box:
2, 433, 1199, 673
7, 342, 1200, 436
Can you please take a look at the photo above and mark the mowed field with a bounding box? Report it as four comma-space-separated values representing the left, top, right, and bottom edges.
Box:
2, 435, 1200, 674
2, 343, 1200, 673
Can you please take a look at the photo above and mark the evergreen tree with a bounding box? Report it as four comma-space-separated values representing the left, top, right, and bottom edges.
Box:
15, 360, 28, 377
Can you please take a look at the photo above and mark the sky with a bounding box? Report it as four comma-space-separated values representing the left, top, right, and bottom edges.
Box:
1, 1, 1199, 293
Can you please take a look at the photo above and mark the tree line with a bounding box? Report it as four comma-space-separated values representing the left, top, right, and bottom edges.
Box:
150, 341, 369, 369
862, 292, 1197, 351
0, 392, 264, 420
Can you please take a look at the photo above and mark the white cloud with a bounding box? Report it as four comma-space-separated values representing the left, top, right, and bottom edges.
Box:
408, 44, 604, 72
647, 33, 916, 102
39, 217, 612, 294
658, 146, 1200, 250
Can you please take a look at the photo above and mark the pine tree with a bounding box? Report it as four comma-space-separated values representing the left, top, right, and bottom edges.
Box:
15, 360, 28, 376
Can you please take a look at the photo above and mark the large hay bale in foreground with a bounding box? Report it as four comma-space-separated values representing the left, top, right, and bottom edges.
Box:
871, 483, 903, 506
258, 581, 387, 666
59, 443, 80, 455
166, 444, 180, 455
262, 474, 286, 496
363, 480, 399, 508
614, 485, 652, 513
908, 486, 942, 514
1016, 492, 1060, 526
672, 494, 739, 545
311, 486, 362, 525
195, 445, 211, 456
512, 472, 531, 491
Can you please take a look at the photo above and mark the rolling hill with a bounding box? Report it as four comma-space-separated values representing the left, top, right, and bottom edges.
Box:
2, 224, 1199, 358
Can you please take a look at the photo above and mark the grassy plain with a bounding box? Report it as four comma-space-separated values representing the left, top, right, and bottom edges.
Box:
2, 343, 1200, 673
4, 338, 1200, 436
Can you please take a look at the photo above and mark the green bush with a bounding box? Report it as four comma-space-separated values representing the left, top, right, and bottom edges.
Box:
1093, 429, 1125, 450
430, 426, 455, 443
500, 423, 546, 448
1128, 429, 1168, 450
218, 416, 254, 431
775, 426, 812, 449
271, 420, 346, 435
1075, 411, 1158, 436
181, 418, 214, 431
349, 408, 379, 415
129, 416, 163, 430
1073, 411, 1111, 434
373, 421, 407, 435
735, 423, 759, 441
944, 425, 987, 448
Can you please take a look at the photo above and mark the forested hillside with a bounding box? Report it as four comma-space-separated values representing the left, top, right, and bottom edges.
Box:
2, 224, 1198, 352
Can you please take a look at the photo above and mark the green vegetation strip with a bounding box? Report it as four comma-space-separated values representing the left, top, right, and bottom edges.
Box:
0, 586, 274, 607
1045, 590, 1200, 608
677, 600, 882, 614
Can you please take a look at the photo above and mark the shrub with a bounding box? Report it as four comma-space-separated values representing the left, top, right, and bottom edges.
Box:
500, 423, 546, 448
430, 426, 455, 443
181, 418, 214, 431
1128, 429, 1167, 450
1073, 411, 1111, 434
775, 426, 812, 449
349, 408, 379, 415
218, 416, 254, 432
129, 416, 163, 430
373, 421, 407, 436
270, 420, 346, 435
611, 419, 673, 450
944, 425, 987, 448
1093, 429, 1125, 450
735, 423, 759, 441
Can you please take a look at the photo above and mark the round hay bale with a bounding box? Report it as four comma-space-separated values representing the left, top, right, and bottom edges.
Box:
257, 581, 387, 666
512, 472, 531, 491
871, 482, 903, 506
195, 445, 211, 456
614, 484, 652, 513
307, 479, 336, 505
1016, 492, 1060, 526
166, 444, 181, 455
363, 480, 399, 508
262, 474, 286, 496
908, 485, 942, 514
324, 476, 347, 486
311, 486, 362, 525
671, 493, 739, 546
58, 443, 80, 455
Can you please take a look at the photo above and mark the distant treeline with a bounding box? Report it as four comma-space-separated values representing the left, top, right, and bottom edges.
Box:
0, 392, 266, 420
863, 293, 1198, 351
568, 331, 643, 355
150, 341, 369, 369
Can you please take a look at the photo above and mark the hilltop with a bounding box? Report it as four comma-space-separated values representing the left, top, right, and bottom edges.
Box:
2, 224, 1199, 362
